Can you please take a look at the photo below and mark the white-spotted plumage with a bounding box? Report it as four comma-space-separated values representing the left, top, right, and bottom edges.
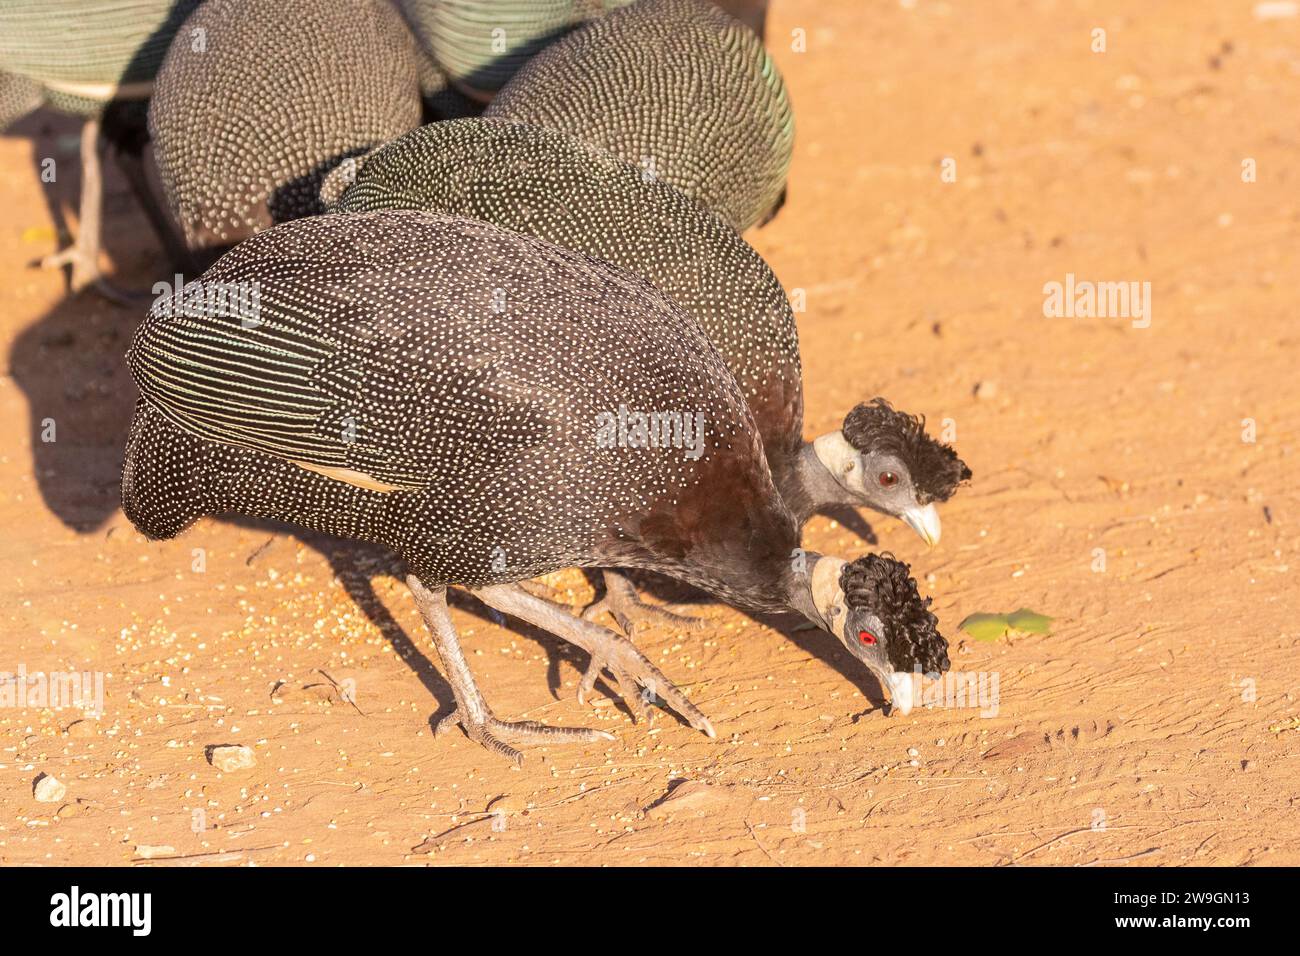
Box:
0, 0, 200, 116
398, 0, 633, 100
329, 118, 804, 475
148, 0, 423, 251
124, 209, 801, 608
486, 0, 794, 231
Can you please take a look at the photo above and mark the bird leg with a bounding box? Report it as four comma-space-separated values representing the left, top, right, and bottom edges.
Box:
583, 568, 705, 636
41, 117, 106, 295
406, 574, 613, 766
579, 569, 704, 702
473, 582, 716, 739
39, 118, 174, 307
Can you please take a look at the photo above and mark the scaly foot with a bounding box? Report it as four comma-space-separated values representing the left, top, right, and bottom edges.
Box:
435, 708, 614, 766
582, 569, 705, 636
39, 245, 156, 307
474, 582, 716, 739
408, 574, 616, 765
40, 243, 100, 293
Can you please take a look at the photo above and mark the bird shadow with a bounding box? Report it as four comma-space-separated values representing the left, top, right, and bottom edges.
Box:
9, 290, 140, 533
3, 283, 695, 739
580, 567, 892, 715
744, 607, 893, 715
9, 111, 77, 269
818, 504, 879, 546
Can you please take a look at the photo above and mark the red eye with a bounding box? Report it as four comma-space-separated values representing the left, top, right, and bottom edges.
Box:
858, 630, 878, 645
878, 471, 898, 487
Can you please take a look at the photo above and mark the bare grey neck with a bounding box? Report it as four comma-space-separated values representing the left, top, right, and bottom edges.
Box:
783, 440, 847, 525
777, 549, 828, 632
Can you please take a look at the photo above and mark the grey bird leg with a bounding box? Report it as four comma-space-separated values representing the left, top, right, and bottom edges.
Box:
583, 568, 705, 636
474, 582, 716, 739
40, 118, 184, 308
406, 574, 613, 766
41, 118, 105, 294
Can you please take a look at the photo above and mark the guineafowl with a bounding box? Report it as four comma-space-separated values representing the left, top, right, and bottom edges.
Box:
0, 0, 202, 299
397, 0, 633, 104
485, 0, 793, 231
122, 209, 949, 762
397, 0, 769, 105
324, 119, 970, 638
147, 0, 423, 258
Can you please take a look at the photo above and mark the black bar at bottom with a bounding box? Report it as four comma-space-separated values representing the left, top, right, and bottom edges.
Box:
1, 865, 1283, 941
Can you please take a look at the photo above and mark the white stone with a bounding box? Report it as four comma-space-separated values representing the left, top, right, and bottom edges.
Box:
209, 745, 256, 772
33, 774, 66, 803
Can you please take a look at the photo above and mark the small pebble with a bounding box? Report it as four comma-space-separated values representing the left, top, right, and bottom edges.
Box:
65, 720, 98, 738
209, 745, 257, 772
645, 780, 729, 819
134, 845, 176, 859
1255, 2, 1298, 21
907, 747, 920, 757
33, 774, 66, 803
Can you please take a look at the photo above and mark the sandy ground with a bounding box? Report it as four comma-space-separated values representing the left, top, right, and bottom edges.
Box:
0, 0, 1297, 867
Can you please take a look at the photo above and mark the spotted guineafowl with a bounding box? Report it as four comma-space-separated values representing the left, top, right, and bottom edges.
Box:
147, 0, 423, 258
396, 1, 767, 105
397, 0, 632, 104
325, 119, 970, 637
122, 209, 949, 762
485, 0, 793, 231
0, 0, 202, 299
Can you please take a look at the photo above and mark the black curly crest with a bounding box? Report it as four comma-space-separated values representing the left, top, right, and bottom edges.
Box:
840, 553, 949, 675
841, 398, 971, 504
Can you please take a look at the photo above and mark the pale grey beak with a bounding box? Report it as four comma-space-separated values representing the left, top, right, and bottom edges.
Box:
884, 671, 915, 716
862, 665, 916, 716
902, 503, 941, 547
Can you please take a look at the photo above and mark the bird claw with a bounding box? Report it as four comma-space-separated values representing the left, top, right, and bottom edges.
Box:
436, 707, 615, 765
471, 583, 716, 741
576, 647, 715, 739
40, 244, 100, 294
581, 575, 705, 637
39, 245, 80, 270
576, 656, 648, 721
38, 245, 149, 307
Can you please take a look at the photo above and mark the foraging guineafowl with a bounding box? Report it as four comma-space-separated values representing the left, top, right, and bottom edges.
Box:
485, 0, 793, 231
397, 0, 633, 103
396, 0, 768, 105
122, 209, 949, 762
0, 0, 202, 298
326, 119, 970, 635
148, 0, 423, 256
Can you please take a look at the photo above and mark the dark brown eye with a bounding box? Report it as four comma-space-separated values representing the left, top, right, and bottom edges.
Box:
878, 471, 899, 488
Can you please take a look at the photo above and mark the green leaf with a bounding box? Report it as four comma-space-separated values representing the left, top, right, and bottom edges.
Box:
1006, 608, 1053, 634
958, 613, 1011, 642
958, 608, 1055, 642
